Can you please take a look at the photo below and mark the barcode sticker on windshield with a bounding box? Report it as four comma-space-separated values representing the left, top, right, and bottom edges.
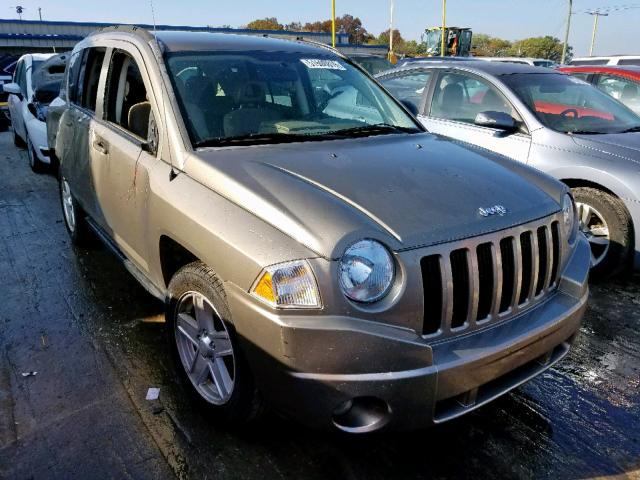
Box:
301, 59, 346, 70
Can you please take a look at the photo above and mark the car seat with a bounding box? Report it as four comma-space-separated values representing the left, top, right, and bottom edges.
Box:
223, 81, 281, 137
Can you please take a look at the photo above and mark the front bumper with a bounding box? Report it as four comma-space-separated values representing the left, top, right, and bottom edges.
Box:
227, 235, 590, 432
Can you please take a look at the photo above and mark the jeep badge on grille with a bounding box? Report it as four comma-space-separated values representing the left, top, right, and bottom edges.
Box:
479, 205, 508, 217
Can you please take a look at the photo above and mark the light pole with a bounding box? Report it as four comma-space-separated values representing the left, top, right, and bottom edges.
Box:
331, 0, 336, 48
441, 0, 447, 57
561, 0, 572, 65
587, 11, 608, 56
388, 0, 395, 60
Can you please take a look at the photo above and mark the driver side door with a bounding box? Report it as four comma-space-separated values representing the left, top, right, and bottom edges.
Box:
420, 70, 532, 163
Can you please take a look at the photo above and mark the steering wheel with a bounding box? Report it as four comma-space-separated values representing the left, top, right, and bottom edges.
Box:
560, 108, 579, 118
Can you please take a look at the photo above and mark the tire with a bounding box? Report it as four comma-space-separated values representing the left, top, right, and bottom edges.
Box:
166, 262, 262, 426
59, 173, 92, 246
27, 135, 46, 174
572, 187, 633, 279
13, 128, 25, 148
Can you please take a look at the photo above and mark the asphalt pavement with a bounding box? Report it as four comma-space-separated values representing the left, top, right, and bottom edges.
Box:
0, 130, 638, 479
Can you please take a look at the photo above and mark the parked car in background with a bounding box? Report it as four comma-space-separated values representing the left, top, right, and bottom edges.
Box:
3, 52, 68, 172
0, 54, 18, 131
559, 65, 640, 115
570, 55, 640, 66
478, 57, 558, 68
53, 27, 589, 432
377, 61, 640, 277
397, 56, 478, 68
349, 53, 393, 75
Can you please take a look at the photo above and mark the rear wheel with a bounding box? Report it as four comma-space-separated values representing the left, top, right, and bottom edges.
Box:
27, 135, 46, 173
572, 187, 633, 279
59, 174, 92, 246
167, 262, 262, 426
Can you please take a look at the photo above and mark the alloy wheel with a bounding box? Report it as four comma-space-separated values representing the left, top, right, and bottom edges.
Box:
174, 291, 236, 405
60, 178, 76, 233
576, 201, 610, 267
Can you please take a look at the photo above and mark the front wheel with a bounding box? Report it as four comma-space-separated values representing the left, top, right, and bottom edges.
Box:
572, 187, 633, 279
167, 262, 262, 426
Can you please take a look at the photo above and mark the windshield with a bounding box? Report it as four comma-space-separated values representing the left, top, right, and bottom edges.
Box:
502, 73, 640, 134
165, 51, 420, 147
29, 60, 44, 77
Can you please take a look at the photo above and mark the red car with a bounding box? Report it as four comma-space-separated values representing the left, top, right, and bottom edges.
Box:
558, 65, 640, 115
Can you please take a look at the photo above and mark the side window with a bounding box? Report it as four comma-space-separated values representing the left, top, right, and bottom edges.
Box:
380, 72, 431, 112
568, 73, 590, 82
596, 75, 640, 103
12, 60, 22, 84
430, 71, 520, 124
67, 50, 85, 104
18, 61, 27, 95
104, 50, 151, 140
77, 48, 106, 112
618, 59, 640, 66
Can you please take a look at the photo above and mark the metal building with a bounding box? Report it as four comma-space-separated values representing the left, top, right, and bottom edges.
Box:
0, 19, 358, 54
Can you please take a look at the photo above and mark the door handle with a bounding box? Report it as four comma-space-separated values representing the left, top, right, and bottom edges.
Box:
92, 138, 109, 154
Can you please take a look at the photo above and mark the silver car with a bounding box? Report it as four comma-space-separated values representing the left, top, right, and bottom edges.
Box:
378, 61, 640, 278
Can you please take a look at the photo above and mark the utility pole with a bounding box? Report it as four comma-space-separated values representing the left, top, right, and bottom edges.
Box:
389, 0, 394, 59
588, 11, 608, 56
441, 0, 447, 57
38, 7, 42, 21
331, 0, 336, 48
561, 0, 572, 65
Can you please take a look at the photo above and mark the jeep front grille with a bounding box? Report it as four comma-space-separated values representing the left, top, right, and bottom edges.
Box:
420, 215, 562, 338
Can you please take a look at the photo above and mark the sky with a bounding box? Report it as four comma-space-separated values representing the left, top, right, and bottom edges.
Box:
5, 0, 639, 57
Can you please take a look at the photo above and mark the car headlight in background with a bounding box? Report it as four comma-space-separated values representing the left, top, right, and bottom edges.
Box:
562, 193, 577, 243
339, 239, 395, 303
251, 260, 321, 308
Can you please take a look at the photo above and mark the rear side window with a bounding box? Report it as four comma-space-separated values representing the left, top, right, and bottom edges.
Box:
618, 59, 640, 66
76, 47, 105, 112
570, 59, 607, 66
104, 50, 150, 139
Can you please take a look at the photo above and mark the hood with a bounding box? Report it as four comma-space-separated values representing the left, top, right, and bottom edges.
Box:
571, 132, 640, 166
186, 134, 561, 259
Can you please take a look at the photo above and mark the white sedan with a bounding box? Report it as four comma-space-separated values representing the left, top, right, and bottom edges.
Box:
3, 53, 57, 172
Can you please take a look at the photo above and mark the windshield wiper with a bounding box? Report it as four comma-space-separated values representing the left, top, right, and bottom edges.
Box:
329, 123, 420, 137
617, 125, 640, 134
194, 132, 332, 148
567, 130, 603, 135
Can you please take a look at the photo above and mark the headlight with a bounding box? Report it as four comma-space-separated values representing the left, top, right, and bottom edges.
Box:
562, 193, 577, 243
251, 260, 321, 309
339, 239, 395, 303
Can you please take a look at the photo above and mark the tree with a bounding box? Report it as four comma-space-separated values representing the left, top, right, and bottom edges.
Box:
472, 33, 512, 57
245, 17, 283, 31
508, 36, 570, 62
302, 14, 372, 43
284, 21, 303, 31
